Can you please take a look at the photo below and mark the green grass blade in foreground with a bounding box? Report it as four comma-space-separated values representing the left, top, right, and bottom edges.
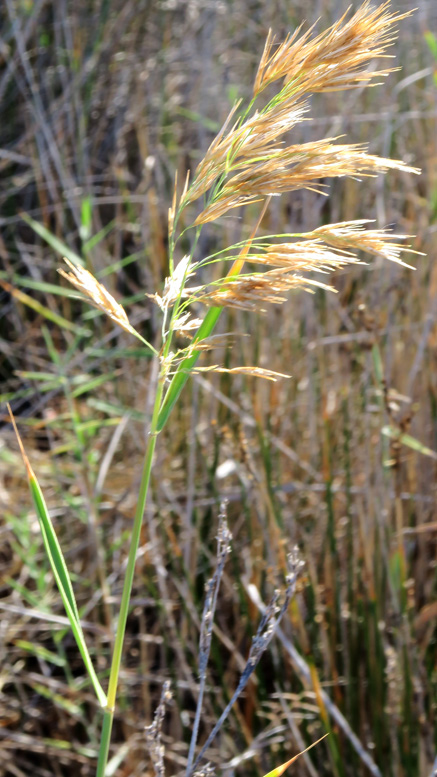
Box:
28, 471, 107, 705
8, 407, 107, 707
156, 305, 222, 431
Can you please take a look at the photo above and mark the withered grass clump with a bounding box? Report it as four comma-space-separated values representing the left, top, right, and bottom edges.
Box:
7, 4, 422, 777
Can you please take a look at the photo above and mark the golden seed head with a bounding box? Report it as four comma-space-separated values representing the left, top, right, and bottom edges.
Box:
184, 221, 419, 313
58, 258, 133, 334
193, 365, 291, 381
176, 2, 419, 230
253, 2, 412, 96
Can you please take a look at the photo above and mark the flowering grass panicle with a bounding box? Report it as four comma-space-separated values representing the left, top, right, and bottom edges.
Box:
11, 4, 421, 777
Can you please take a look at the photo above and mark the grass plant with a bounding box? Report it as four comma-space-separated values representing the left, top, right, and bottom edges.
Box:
1, 2, 435, 776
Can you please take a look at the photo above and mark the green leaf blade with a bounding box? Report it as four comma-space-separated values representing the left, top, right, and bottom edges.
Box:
22, 213, 85, 266
8, 406, 107, 707
156, 305, 223, 432
27, 471, 107, 707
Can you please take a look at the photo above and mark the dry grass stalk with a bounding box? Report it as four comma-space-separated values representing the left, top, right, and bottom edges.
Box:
145, 680, 172, 777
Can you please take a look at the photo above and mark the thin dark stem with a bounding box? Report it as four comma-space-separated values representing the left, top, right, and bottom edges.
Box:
186, 505, 231, 777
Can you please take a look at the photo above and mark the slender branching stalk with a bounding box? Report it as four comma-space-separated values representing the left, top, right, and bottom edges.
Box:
186, 504, 232, 777
145, 681, 173, 777
191, 548, 304, 773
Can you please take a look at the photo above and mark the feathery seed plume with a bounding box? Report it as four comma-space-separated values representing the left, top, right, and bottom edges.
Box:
58, 258, 134, 334
254, 2, 412, 95
175, 2, 418, 229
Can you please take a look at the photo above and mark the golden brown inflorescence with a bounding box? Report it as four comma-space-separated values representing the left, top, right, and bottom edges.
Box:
61, 3, 420, 378
58, 259, 133, 334
185, 222, 418, 312
173, 2, 419, 233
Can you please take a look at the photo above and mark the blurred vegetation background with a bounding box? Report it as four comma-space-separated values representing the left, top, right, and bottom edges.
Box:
1, 1, 437, 776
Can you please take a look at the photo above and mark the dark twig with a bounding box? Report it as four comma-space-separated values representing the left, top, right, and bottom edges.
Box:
186, 502, 232, 777
191, 547, 304, 773
145, 680, 173, 777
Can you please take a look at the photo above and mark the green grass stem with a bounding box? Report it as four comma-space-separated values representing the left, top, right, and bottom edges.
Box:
96, 365, 165, 776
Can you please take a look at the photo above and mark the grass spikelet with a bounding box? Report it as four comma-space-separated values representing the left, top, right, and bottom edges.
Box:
58, 258, 133, 334
197, 269, 335, 311
253, 1, 413, 95
59, 258, 157, 352
311, 220, 421, 267
151, 255, 198, 312
193, 142, 419, 225
193, 365, 291, 381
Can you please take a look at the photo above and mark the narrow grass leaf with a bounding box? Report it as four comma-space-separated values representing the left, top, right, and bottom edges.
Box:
83, 219, 116, 253
16, 371, 65, 383
22, 212, 85, 266
8, 406, 107, 707
424, 30, 437, 62
0, 278, 91, 335
80, 196, 93, 242
77, 417, 125, 433
71, 371, 120, 397
96, 249, 143, 278
309, 662, 344, 777
0, 270, 79, 298
87, 397, 145, 421
14, 639, 67, 668
7, 577, 46, 609
157, 305, 222, 431
30, 683, 83, 717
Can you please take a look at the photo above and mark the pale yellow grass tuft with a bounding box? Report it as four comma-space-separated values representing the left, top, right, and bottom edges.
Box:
197, 270, 334, 312
193, 143, 419, 225
310, 220, 420, 267
185, 220, 418, 312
